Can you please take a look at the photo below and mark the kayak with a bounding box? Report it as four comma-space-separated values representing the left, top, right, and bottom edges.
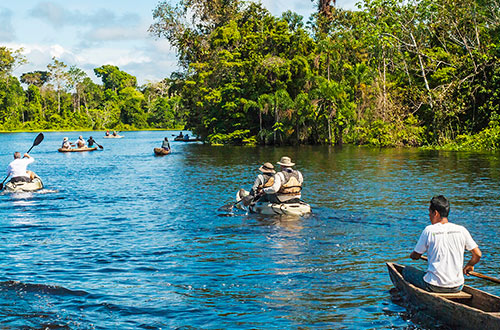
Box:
154, 147, 171, 156
104, 135, 124, 138
174, 137, 199, 142
4, 175, 44, 193
236, 189, 312, 216
387, 262, 500, 330
58, 147, 97, 152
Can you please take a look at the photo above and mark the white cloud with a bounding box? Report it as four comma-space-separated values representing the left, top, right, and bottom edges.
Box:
84, 23, 150, 42
255, 0, 359, 18
28, 1, 141, 28
7, 39, 178, 85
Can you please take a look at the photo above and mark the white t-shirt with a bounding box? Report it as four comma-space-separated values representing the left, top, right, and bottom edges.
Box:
414, 222, 478, 287
7, 157, 34, 178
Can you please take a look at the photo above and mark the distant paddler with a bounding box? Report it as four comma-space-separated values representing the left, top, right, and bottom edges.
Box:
75, 135, 86, 148
161, 137, 171, 151
87, 136, 103, 149
404, 195, 482, 293
61, 137, 73, 149
259, 156, 303, 204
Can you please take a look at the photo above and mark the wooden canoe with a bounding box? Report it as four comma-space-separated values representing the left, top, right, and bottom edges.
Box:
154, 147, 171, 156
387, 262, 500, 329
173, 137, 199, 142
58, 147, 98, 152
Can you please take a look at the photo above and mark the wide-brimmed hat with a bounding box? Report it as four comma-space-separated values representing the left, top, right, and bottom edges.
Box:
63, 137, 68, 141
277, 156, 295, 167
259, 162, 275, 173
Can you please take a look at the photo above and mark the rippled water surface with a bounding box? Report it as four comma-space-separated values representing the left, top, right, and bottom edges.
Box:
1, 131, 500, 329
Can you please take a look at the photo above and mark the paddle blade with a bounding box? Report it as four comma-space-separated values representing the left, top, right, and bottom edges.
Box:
218, 203, 235, 212
33, 133, 44, 146
242, 195, 254, 206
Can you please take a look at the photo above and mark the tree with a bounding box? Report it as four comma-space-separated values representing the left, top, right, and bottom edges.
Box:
67, 65, 87, 112
94, 65, 136, 92
20, 71, 50, 87
47, 57, 68, 114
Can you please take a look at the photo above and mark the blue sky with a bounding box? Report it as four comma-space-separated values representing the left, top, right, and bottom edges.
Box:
0, 0, 357, 85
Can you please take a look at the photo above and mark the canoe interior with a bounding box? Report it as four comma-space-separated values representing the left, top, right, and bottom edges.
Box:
154, 147, 171, 156
390, 263, 500, 313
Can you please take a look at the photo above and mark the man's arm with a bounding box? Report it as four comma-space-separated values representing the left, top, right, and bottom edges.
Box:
464, 247, 482, 275
23, 154, 34, 164
410, 251, 422, 260
250, 176, 262, 196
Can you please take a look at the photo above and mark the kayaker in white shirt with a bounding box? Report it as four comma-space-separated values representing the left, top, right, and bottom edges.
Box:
403, 195, 482, 293
6, 152, 35, 183
75, 136, 86, 148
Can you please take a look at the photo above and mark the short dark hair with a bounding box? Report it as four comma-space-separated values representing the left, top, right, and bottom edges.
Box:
430, 195, 450, 217
13, 152, 21, 159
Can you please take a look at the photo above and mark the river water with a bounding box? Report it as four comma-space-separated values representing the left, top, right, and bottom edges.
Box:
0, 131, 499, 329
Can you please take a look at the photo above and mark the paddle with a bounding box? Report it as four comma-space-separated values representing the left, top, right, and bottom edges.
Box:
0, 133, 44, 190
421, 255, 500, 284
218, 194, 255, 212
90, 138, 104, 149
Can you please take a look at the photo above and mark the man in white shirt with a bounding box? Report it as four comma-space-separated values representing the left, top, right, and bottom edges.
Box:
403, 195, 482, 293
6, 152, 35, 183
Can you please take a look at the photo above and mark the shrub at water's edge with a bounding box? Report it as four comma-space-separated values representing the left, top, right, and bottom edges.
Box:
431, 120, 500, 152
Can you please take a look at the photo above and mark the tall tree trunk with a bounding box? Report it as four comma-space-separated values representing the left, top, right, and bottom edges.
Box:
410, 32, 433, 109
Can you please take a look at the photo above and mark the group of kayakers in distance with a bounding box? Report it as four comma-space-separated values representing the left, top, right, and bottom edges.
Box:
105, 130, 119, 137
174, 131, 190, 141
60, 136, 97, 150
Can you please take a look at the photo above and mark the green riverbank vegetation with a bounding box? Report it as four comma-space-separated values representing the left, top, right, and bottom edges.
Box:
2, 0, 500, 150
0, 48, 186, 132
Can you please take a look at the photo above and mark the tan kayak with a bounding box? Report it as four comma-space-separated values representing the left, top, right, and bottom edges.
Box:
58, 147, 98, 152
4, 175, 44, 192
236, 189, 312, 216
154, 147, 171, 156
103, 135, 124, 138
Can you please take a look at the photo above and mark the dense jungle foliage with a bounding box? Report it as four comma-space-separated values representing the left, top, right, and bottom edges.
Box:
148, 0, 500, 148
2, 0, 500, 149
0, 49, 186, 132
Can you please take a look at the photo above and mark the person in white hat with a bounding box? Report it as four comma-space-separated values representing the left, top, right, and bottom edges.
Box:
261, 156, 303, 203
249, 162, 276, 201
61, 137, 72, 149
